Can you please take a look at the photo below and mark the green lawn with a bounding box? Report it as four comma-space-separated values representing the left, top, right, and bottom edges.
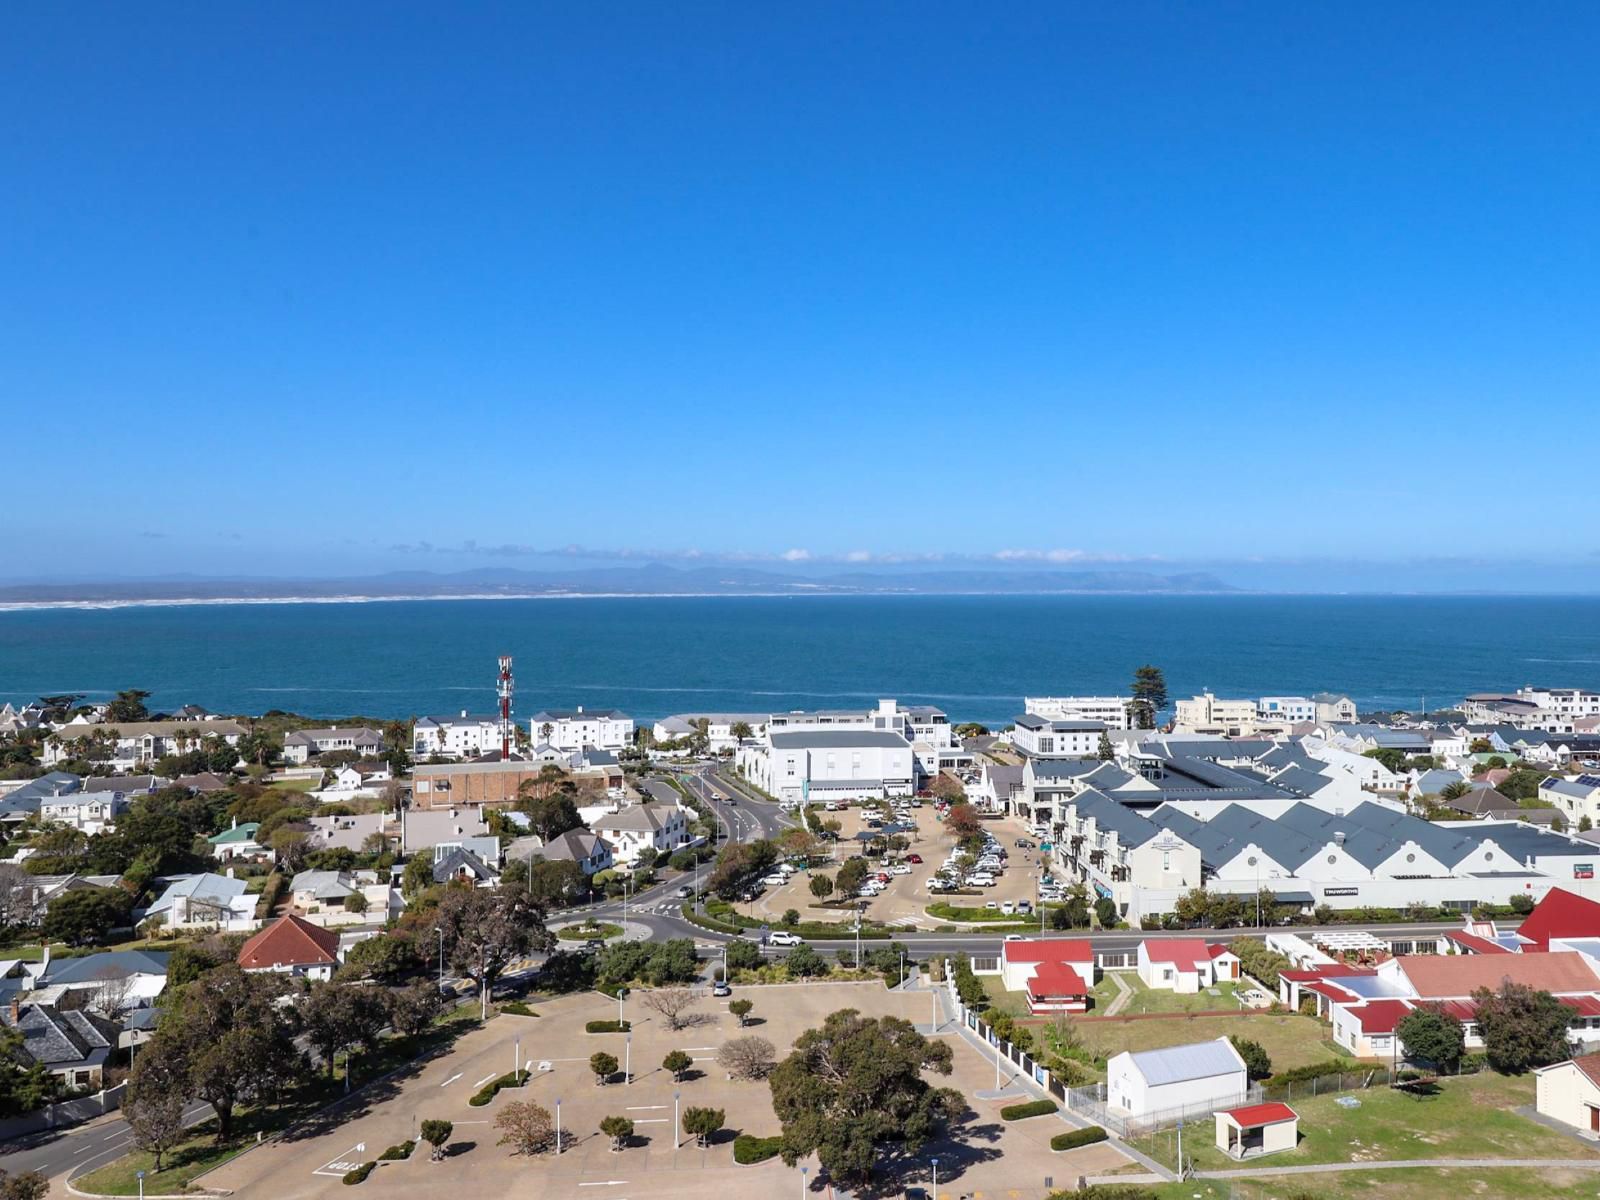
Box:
555, 921, 623, 941
1090, 971, 1241, 1014
267, 776, 318, 792
1084, 1011, 1327, 1076
1158, 1165, 1600, 1200
1132, 1070, 1581, 1175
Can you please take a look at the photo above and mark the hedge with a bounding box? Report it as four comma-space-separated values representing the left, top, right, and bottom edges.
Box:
377, 1141, 414, 1162
342, 1162, 376, 1185
469, 1068, 530, 1106
1051, 1125, 1108, 1152
1267, 1060, 1360, 1085
586, 1019, 632, 1033
733, 1134, 784, 1164
501, 1001, 538, 1017
1000, 1099, 1059, 1121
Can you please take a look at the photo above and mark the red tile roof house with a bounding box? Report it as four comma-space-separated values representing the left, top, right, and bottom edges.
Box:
237, 913, 342, 981
1519, 888, 1600, 951
1327, 952, 1600, 1059
1137, 939, 1240, 994
996, 938, 1096, 1013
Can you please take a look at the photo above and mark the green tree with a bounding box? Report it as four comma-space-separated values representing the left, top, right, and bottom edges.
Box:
420, 1119, 453, 1161
433, 885, 552, 1016
1097, 731, 1115, 761
730, 721, 754, 743
1471, 980, 1572, 1073
590, 1051, 619, 1085
0, 1172, 48, 1200
340, 933, 418, 984
599, 1115, 634, 1151
1395, 1006, 1466, 1071
300, 981, 391, 1076
809, 874, 835, 903
662, 1049, 693, 1081
388, 980, 444, 1036
1094, 896, 1118, 928
681, 1105, 724, 1148
1129, 666, 1168, 730
494, 1099, 553, 1155
125, 1041, 189, 1171
769, 1008, 961, 1187
784, 944, 827, 977
41, 886, 130, 946
729, 998, 754, 1026
519, 793, 583, 842
725, 939, 762, 972
1228, 1036, 1272, 1081
105, 689, 152, 723
834, 858, 869, 897
1439, 781, 1471, 801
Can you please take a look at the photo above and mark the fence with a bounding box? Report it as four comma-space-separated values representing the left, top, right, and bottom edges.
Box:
0, 1083, 125, 1142
943, 972, 1059, 1098
1064, 1080, 1263, 1139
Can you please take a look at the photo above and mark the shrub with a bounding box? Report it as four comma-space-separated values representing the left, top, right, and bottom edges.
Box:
586, 1019, 632, 1033
1050, 1125, 1108, 1151
378, 1141, 414, 1161
1267, 1060, 1356, 1085
342, 1162, 376, 1185
733, 1134, 783, 1164
469, 1068, 529, 1106
500, 1001, 537, 1017
1000, 1099, 1059, 1121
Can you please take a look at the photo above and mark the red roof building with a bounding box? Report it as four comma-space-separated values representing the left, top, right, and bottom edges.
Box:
1215, 1102, 1299, 1159
997, 938, 1096, 1012
238, 913, 341, 979
1518, 889, 1600, 951
1138, 939, 1239, 993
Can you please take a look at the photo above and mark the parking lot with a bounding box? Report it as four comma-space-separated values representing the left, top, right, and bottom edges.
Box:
202, 979, 1127, 1200
733, 801, 1057, 929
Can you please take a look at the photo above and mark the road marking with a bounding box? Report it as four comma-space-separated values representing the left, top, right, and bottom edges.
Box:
103, 1131, 125, 1141
473, 1074, 496, 1087
625, 1105, 666, 1110
440, 1072, 463, 1087
577, 1184, 629, 1188
630, 1118, 668, 1124
314, 1144, 369, 1177
681, 1046, 716, 1051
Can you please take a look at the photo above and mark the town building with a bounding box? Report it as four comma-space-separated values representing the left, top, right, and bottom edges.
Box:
1136, 940, 1240, 993
1313, 694, 1359, 724
142, 872, 256, 931
1024, 696, 1134, 731
1173, 695, 1260, 737
43, 719, 245, 771
208, 820, 266, 862
412, 712, 503, 760
1535, 1053, 1600, 1137
592, 802, 690, 867
1214, 1103, 1299, 1160
0, 1001, 120, 1090
282, 725, 385, 764
652, 713, 768, 752
510, 828, 615, 876
1011, 714, 1106, 759
984, 937, 1097, 1014
528, 708, 635, 753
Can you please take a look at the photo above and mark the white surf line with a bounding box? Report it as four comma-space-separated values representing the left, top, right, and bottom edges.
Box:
439, 1072, 463, 1087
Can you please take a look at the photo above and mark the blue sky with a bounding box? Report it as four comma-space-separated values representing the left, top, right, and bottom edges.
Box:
4, 4, 1598, 590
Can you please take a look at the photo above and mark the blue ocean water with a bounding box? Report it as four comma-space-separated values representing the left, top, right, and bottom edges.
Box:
0, 595, 1598, 726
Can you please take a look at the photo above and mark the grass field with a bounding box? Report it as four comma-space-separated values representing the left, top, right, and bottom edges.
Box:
555, 921, 622, 941
1081, 1011, 1327, 1075
1090, 971, 1242, 1014
1132, 1070, 1581, 1175
1159, 1164, 1600, 1200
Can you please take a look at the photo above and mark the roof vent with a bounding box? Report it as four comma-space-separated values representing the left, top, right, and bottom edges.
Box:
1334, 831, 1346, 846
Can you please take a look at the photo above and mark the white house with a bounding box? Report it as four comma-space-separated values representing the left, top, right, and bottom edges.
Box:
142, 873, 256, 931
1313, 694, 1359, 724
592, 803, 690, 867
528, 708, 634, 753
1137, 940, 1241, 994
1173, 695, 1259, 737
44, 720, 245, 771
412, 713, 503, 760
652, 713, 768, 752
1105, 1037, 1250, 1119
1025, 696, 1134, 731
283, 726, 385, 764
1256, 697, 1316, 727
1011, 714, 1105, 759
512, 828, 615, 876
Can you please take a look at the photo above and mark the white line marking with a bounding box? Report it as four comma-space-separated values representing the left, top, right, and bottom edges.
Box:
625, 1105, 666, 1110
681, 1046, 717, 1051
440, 1072, 463, 1087
473, 1074, 496, 1087
103, 1131, 124, 1141
631, 1118, 668, 1124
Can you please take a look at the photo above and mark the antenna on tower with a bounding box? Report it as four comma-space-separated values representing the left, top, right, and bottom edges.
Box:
497, 655, 514, 761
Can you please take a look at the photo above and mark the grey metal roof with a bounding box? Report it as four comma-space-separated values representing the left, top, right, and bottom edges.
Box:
1072, 789, 1162, 849
769, 730, 910, 750
433, 846, 499, 882
45, 950, 169, 985
1123, 1038, 1244, 1087
1269, 765, 1338, 797
2, 1004, 117, 1069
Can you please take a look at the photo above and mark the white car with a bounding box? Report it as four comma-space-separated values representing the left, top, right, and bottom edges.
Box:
767, 931, 803, 947
892, 864, 912, 876
760, 874, 788, 888
967, 873, 996, 887
985, 901, 999, 910
1000, 901, 1016, 915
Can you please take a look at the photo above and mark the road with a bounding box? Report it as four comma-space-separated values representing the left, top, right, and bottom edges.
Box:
2, 1098, 214, 1181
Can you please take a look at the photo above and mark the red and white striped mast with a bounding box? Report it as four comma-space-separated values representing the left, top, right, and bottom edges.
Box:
497, 655, 514, 760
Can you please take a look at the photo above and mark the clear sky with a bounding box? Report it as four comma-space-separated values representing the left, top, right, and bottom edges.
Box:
4, 4, 1597, 589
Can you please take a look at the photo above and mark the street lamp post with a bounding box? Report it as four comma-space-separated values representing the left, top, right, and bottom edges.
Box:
618, 987, 626, 1027
555, 1098, 562, 1156
137, 1170, 145, 1200
625, 1032, 632, 1085
931, 1156, 939, 1200
800, 1165, 808, 1199
437, 928, 445, 994
674, 1089, 681, 1149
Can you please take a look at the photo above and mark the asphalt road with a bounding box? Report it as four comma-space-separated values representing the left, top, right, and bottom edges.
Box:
3, 1098, 214, 1181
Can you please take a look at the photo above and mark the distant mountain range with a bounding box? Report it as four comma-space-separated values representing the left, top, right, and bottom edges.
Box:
0, 564, 1238, 604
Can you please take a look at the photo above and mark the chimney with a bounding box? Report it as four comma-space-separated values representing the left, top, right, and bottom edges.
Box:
7, 997, 18, 1025
1334, 831, 1345, 847
577, 706, 584, 715
461, 710, 468, 719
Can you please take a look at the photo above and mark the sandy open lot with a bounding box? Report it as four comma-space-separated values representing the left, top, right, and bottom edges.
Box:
202, 979, 1126, 1200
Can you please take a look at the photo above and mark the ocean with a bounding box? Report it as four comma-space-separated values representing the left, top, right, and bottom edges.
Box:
1, 594, 1598, 726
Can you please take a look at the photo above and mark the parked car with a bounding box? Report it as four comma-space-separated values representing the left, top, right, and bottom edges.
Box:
1000, 900, 1016, 915
712, 980, 731, 997
891, 863, 912, 876
767, 931, 803, 947
760, 874, 788, 888
985, 901, 1000, 910
1018, 900, 1033, 913
967, 873, 996, 887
